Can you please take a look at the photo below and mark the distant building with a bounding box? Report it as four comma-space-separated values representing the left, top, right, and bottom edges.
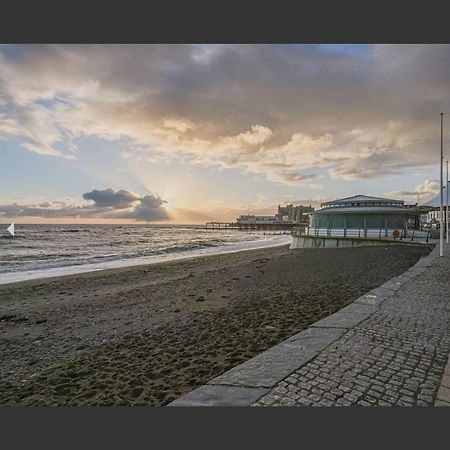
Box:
421, 182, 450, 229
236, 215, 278, 224
276, 204, 314, 223
236, 204, 314, 225
310, 194, 421, 236
426, 210, 450, 224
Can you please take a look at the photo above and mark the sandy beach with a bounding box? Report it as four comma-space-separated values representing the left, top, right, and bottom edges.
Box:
0, 244, 430, 406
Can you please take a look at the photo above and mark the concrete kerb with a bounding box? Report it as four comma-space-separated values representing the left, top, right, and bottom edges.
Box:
435, 345, 450, 406
354, 244, 439, 308
168, 385, 271, 407
310, 304, 377, 329
168, 244, 439, 407
169, 327, 347, 406
207, 327, 346, 388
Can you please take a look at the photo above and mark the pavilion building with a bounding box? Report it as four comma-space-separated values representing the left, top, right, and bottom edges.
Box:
310, 195, 421, 238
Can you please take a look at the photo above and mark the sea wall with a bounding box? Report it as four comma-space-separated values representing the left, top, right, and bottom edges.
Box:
290, 235, 430, 249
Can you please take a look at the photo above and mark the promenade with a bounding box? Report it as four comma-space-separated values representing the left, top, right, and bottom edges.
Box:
170, 243, 450, 406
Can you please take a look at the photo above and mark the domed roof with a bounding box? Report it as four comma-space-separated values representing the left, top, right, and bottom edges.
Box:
321, 194, 404, 207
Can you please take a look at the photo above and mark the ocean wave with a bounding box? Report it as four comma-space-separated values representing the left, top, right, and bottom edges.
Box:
0, 234, 291, 284
0, 225, 289, 276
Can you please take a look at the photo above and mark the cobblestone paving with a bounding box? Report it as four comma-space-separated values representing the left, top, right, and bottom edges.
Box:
254, 249, 450, 407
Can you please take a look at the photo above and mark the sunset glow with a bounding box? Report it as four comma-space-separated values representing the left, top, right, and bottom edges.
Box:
1, 44, 449, 223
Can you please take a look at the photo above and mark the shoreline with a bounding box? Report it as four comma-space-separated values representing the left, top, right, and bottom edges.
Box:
0, 244, 430, 406
0, 234, 291, 286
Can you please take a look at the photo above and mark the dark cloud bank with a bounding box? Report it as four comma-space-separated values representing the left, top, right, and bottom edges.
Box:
0, 188, 169, 221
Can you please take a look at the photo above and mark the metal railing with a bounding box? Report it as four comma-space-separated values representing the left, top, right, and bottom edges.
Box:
294, 227, 434, 243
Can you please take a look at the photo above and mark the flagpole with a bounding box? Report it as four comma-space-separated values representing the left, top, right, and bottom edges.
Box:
447, 160, 449, 244
440, 113, 444, 257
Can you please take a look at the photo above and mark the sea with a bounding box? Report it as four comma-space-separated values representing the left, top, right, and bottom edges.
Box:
0, 224, 291, 284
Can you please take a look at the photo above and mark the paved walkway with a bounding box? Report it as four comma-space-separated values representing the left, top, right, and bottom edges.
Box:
170, 243, 450, 407
254, 245, 450, 406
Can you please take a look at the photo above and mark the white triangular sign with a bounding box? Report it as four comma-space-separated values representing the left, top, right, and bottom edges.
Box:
7, 223, 14, 236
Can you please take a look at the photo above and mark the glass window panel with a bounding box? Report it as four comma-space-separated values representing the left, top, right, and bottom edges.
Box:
347, 215, 364, 229
387, 215, 405, 228
366, 215, 385, 228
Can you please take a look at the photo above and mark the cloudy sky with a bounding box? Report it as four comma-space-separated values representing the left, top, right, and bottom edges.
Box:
0, 44, 448, 223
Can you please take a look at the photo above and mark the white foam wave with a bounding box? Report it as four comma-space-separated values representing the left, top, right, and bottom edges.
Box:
0, 234, 291, 285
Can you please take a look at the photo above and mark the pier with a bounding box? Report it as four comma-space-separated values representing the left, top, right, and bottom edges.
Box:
205, 221, 308, 231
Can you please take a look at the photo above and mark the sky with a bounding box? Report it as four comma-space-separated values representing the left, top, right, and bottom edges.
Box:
0, 44, 448, 224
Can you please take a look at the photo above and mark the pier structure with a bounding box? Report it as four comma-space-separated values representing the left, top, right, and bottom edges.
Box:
205, 221, 308, 231
205, 221, 235, 229
204, 203, 314, 231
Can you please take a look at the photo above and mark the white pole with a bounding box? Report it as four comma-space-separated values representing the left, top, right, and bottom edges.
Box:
440, 113, 444, 257
447, 160, 449, 244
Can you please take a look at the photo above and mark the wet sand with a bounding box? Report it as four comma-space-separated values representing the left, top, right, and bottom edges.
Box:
0, 244, 430, 406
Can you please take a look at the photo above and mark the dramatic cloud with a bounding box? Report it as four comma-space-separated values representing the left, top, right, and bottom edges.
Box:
82, 188, 139, 209
0, 188, 169, 222
388, 179, 440, 202
1, 44, 450, 185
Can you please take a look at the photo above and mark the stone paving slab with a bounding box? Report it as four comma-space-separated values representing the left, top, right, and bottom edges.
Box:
437, 386, 450, 403
310, 304, 377, 330
435, 355, 450, 406
284, 327, 347, 349
338, 303, 378, 315
208, 327, 346, 389
441, 375, 450, 388
169, 385, 270, 406
356, 286, 396, 304
435, 400, 450, 406
379, 279, 407, 291
354, 293, 384, 307
414, 258, 436, 267
207, 340, 321, 388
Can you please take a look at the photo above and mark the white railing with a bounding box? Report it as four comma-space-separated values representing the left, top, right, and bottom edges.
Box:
294, 227, 434, 242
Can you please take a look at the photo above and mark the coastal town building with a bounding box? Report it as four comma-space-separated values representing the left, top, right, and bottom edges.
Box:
310, 194, 421, 237
426, 210, 450, 225
422, 182, 450, 230
236, 204, 315, 225
276, 204, 314, 223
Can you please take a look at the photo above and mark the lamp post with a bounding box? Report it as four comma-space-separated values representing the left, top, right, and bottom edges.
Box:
445, 161, 448, 244
440, 113, 444, 257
